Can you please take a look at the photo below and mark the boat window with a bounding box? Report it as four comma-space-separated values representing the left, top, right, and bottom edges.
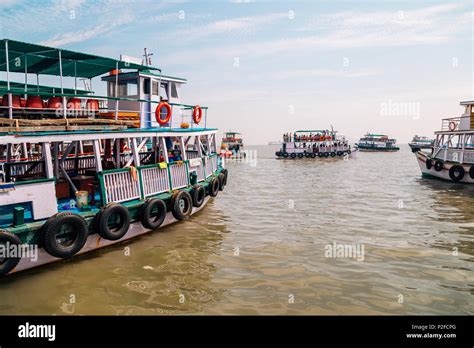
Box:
143, 79, 150, 94
171, 83, 178, 98
161, 83, 169, 100
152, 81, 160, 96
109, 80, 138, 97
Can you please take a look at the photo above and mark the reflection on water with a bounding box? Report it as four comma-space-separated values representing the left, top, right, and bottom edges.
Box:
0, 146, 472, 315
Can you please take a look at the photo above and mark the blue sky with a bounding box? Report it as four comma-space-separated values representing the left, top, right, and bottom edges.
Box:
0, 0, 472, 144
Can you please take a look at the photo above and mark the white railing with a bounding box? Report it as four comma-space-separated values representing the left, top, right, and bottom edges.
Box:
434, 148, 474, 164
169, 163, 189, 189
186, 150, 200, 159
140, 166, 170, 197
102, 170, 141, 203
204, 156, 213, 178
210, 155, 218, 172
196, 162, 205, 182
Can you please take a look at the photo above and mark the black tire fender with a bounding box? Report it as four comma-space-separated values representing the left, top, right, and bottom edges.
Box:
208, 177, 220, 197
221, 169, 228, 186
191, 185, 205, 207
41, 212, 88, 258
0, 231, 22, 276
426, 158, 432, 170
98, 204, 130, 241
218, 172, 226, 191
434, 160, 443, 172
171, 190, 193, 220
449, 165, 465, 182
140, 198, 167, 230
469, 166, 474, 180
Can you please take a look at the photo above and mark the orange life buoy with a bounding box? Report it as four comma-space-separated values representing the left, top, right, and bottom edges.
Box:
155, 102, 172, 125
319, 136, 325, 141
449, 121, 457, 131
193, 105, 202, 124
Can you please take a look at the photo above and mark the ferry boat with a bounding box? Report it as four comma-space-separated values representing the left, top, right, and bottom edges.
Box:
0, 39, 227, 277
408, 135, 434, 152
219, 131, 245, 159
356, 133, 399, 152
275, 129, 356, 159
415, 100, 474, 183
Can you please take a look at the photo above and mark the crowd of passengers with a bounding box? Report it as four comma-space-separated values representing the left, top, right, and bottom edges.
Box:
283, 131, 338, 143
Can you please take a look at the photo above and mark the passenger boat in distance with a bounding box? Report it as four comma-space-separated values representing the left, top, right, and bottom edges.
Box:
219, 131, 245, 159
0, 39, 228, 277
275, 129, 357, 159
408, 135, 434, 152
416, 100, 474, 183
356, 133, 399, 152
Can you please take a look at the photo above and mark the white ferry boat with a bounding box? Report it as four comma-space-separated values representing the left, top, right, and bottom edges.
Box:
416, 100, 474, 183
356, 133, 399, 152
0, 39, 227, 277
408, 135, 434, 152
275, 129, 356, 159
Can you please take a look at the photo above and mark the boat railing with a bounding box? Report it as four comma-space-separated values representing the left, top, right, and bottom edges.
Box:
100, 167, 142, 204
2, 159, 46, 182
169, 162, 190, 189
433, 147, 474, 164
440, 117, 463, 131
0, 89, 209, 130
139, 164, 171, 198
99, 152, 218, 205
186, 150, 201, 159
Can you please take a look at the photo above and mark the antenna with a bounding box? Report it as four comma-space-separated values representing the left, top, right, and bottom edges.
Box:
143, 48, 154, 66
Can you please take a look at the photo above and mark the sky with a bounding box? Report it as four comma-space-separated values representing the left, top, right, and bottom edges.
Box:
0, 0, 473, 144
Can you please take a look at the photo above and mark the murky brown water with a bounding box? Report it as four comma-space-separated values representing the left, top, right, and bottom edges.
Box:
0, 146, 473, 315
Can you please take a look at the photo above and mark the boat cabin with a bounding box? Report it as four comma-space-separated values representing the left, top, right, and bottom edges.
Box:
101, 70, 187, 128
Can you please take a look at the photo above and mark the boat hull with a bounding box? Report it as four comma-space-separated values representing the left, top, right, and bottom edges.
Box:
415, 151, 474, 184
9, 196, 211, 276
275, 148, 358, 159
357, 146, 399, 152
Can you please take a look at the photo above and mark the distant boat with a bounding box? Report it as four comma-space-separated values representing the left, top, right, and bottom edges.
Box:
219, 131, 246, 159
275, 129, 357, 159
356, 133, 399, 152
408, 135, 434, 152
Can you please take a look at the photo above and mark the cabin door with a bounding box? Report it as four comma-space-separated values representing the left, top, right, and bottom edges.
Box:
142, 77, 161, 128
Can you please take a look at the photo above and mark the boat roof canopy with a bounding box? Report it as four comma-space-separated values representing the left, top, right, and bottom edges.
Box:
0, 80, 91, 95
0, 39, 160, 79
365, 133, 387, 137
460, 100, 474, 106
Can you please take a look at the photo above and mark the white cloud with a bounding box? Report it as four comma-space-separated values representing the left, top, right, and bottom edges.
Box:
174, 12, 288, 39
276, 68, 377, 79
159, 3, 471, 66
40, 15, 134, 47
